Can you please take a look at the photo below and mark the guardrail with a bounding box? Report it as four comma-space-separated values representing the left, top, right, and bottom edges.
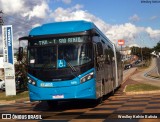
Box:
144, 67, 160, 80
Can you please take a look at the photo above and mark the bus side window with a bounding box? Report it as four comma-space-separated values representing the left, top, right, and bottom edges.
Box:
104, 48, 110, 64
97, 42, 103, 56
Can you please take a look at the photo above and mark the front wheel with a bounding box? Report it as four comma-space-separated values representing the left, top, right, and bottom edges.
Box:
47, 100, 58, 108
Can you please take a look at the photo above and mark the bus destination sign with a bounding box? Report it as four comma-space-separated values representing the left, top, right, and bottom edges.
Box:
31, 36, 87, 46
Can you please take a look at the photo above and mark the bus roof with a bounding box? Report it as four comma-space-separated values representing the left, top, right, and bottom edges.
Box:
29, 20, 95, 36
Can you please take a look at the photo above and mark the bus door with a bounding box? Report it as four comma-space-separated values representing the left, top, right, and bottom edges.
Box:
93, 41, 104, 98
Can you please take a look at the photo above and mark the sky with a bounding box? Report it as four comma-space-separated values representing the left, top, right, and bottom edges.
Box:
0, 0, 160, 53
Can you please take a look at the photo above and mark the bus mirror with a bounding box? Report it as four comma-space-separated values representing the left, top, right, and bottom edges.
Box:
18, 47, 23, 61
97, 42, 103, 56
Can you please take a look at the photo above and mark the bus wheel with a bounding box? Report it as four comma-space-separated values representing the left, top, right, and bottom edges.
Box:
47, 101, 58, 108
111, 81, 115, 96
98, 97, 103, 104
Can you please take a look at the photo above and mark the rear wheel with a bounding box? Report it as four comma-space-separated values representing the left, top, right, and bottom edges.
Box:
111, 81, 115, 96
1, 83, 5, 91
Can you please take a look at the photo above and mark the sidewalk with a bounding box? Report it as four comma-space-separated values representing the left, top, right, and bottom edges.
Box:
0, 97, 29, 105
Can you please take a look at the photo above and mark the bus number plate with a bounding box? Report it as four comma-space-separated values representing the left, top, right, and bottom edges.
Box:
53, 95, 64, 99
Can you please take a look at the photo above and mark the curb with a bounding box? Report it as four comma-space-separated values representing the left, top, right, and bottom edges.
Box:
0, 100, 15, 105
125, 89, 160, 95
122, 68, 137, 84
0, 97, 30, 105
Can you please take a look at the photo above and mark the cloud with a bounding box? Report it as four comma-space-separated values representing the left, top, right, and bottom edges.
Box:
0, 0, 50, 53
50, 6, 160, 47
146, 27, 160, 38
50, 6, 141, 45
62, 0, 72, 4
106, 23, 141, 43
150, 16, 158, 20
0, 2, 160, 54
129, 14, 140, 22
22, 1, 50, 19
50, 4, 110, 33
0, 0, 25, 14
55, 0, 72, 4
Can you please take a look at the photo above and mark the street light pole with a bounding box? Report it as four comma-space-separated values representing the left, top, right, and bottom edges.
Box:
140, 38, 144, 66
141, 45, 143, 63
0, 10, 4, 25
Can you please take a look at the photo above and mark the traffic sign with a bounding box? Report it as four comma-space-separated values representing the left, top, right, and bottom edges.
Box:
118, 40, 125, 46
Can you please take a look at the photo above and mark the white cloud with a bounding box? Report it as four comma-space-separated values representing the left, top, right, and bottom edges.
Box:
62, 0, 72, 4
0, 0, 51, 19
50, 6, 160, 47
32, 23, 41, 28
50, 5, 110, 33
55, 0, 72, 4
0, 0, 25, 14
150, 16, 158, 20
0, 2, 160, 53
23, 1, 50, 19
0, 0, 50, 52
129, 14, 140, 22
50, 6, 140, 45
146, 27, 160, 38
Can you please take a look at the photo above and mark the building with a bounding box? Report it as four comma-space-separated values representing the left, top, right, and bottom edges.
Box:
0, 55, 17, 80
120, 46, 132, 61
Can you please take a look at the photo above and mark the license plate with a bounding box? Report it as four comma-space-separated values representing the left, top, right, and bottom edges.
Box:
52, 95, 64, 99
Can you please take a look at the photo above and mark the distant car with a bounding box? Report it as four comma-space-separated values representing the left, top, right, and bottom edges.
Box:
0, 79, 5, 91
134, 59, 141, 65
124, 64, 132, 70
0, 78, 21, 91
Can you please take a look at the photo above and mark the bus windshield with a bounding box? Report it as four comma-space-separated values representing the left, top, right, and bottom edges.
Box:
28, 43, 93, 68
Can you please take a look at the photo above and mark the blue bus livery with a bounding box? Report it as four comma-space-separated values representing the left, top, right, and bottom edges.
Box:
19, 20, 123, 107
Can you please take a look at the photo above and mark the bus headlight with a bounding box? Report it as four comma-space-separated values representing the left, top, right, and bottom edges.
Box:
28, 79, 32, 83
31, 81, 36, 85
28, 77, 36, 86
80, 72, 94, 83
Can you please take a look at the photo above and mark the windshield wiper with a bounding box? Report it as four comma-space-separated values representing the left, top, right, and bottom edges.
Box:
64, 56, 77, 72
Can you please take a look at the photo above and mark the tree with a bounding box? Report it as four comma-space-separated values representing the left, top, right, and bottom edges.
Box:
153, 41, 160, 54
131, 46, 152, 60
14, 49, 28, 90
131, 46, 141, 56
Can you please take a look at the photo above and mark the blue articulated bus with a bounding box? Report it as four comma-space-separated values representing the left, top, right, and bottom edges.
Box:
19, 20, 123, 107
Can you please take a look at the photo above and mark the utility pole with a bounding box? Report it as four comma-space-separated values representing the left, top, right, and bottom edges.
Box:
0, 10, 4, 80
0, 10, 4, 25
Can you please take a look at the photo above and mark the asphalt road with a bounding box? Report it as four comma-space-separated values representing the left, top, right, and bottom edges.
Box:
0, 87, 160, 122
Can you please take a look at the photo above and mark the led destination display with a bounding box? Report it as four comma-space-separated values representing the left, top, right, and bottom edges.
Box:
30, 36, 89, 46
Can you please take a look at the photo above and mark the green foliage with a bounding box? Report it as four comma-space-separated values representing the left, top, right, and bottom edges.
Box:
153, 42, 160, 54
14, 50, 28, 90
126, 83, 160, 92
130, 46, 152, 60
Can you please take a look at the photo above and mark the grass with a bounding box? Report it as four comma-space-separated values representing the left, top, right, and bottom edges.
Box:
125, 83, 160, 92
137, 60, 151, 69
0, 91, 29, 101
